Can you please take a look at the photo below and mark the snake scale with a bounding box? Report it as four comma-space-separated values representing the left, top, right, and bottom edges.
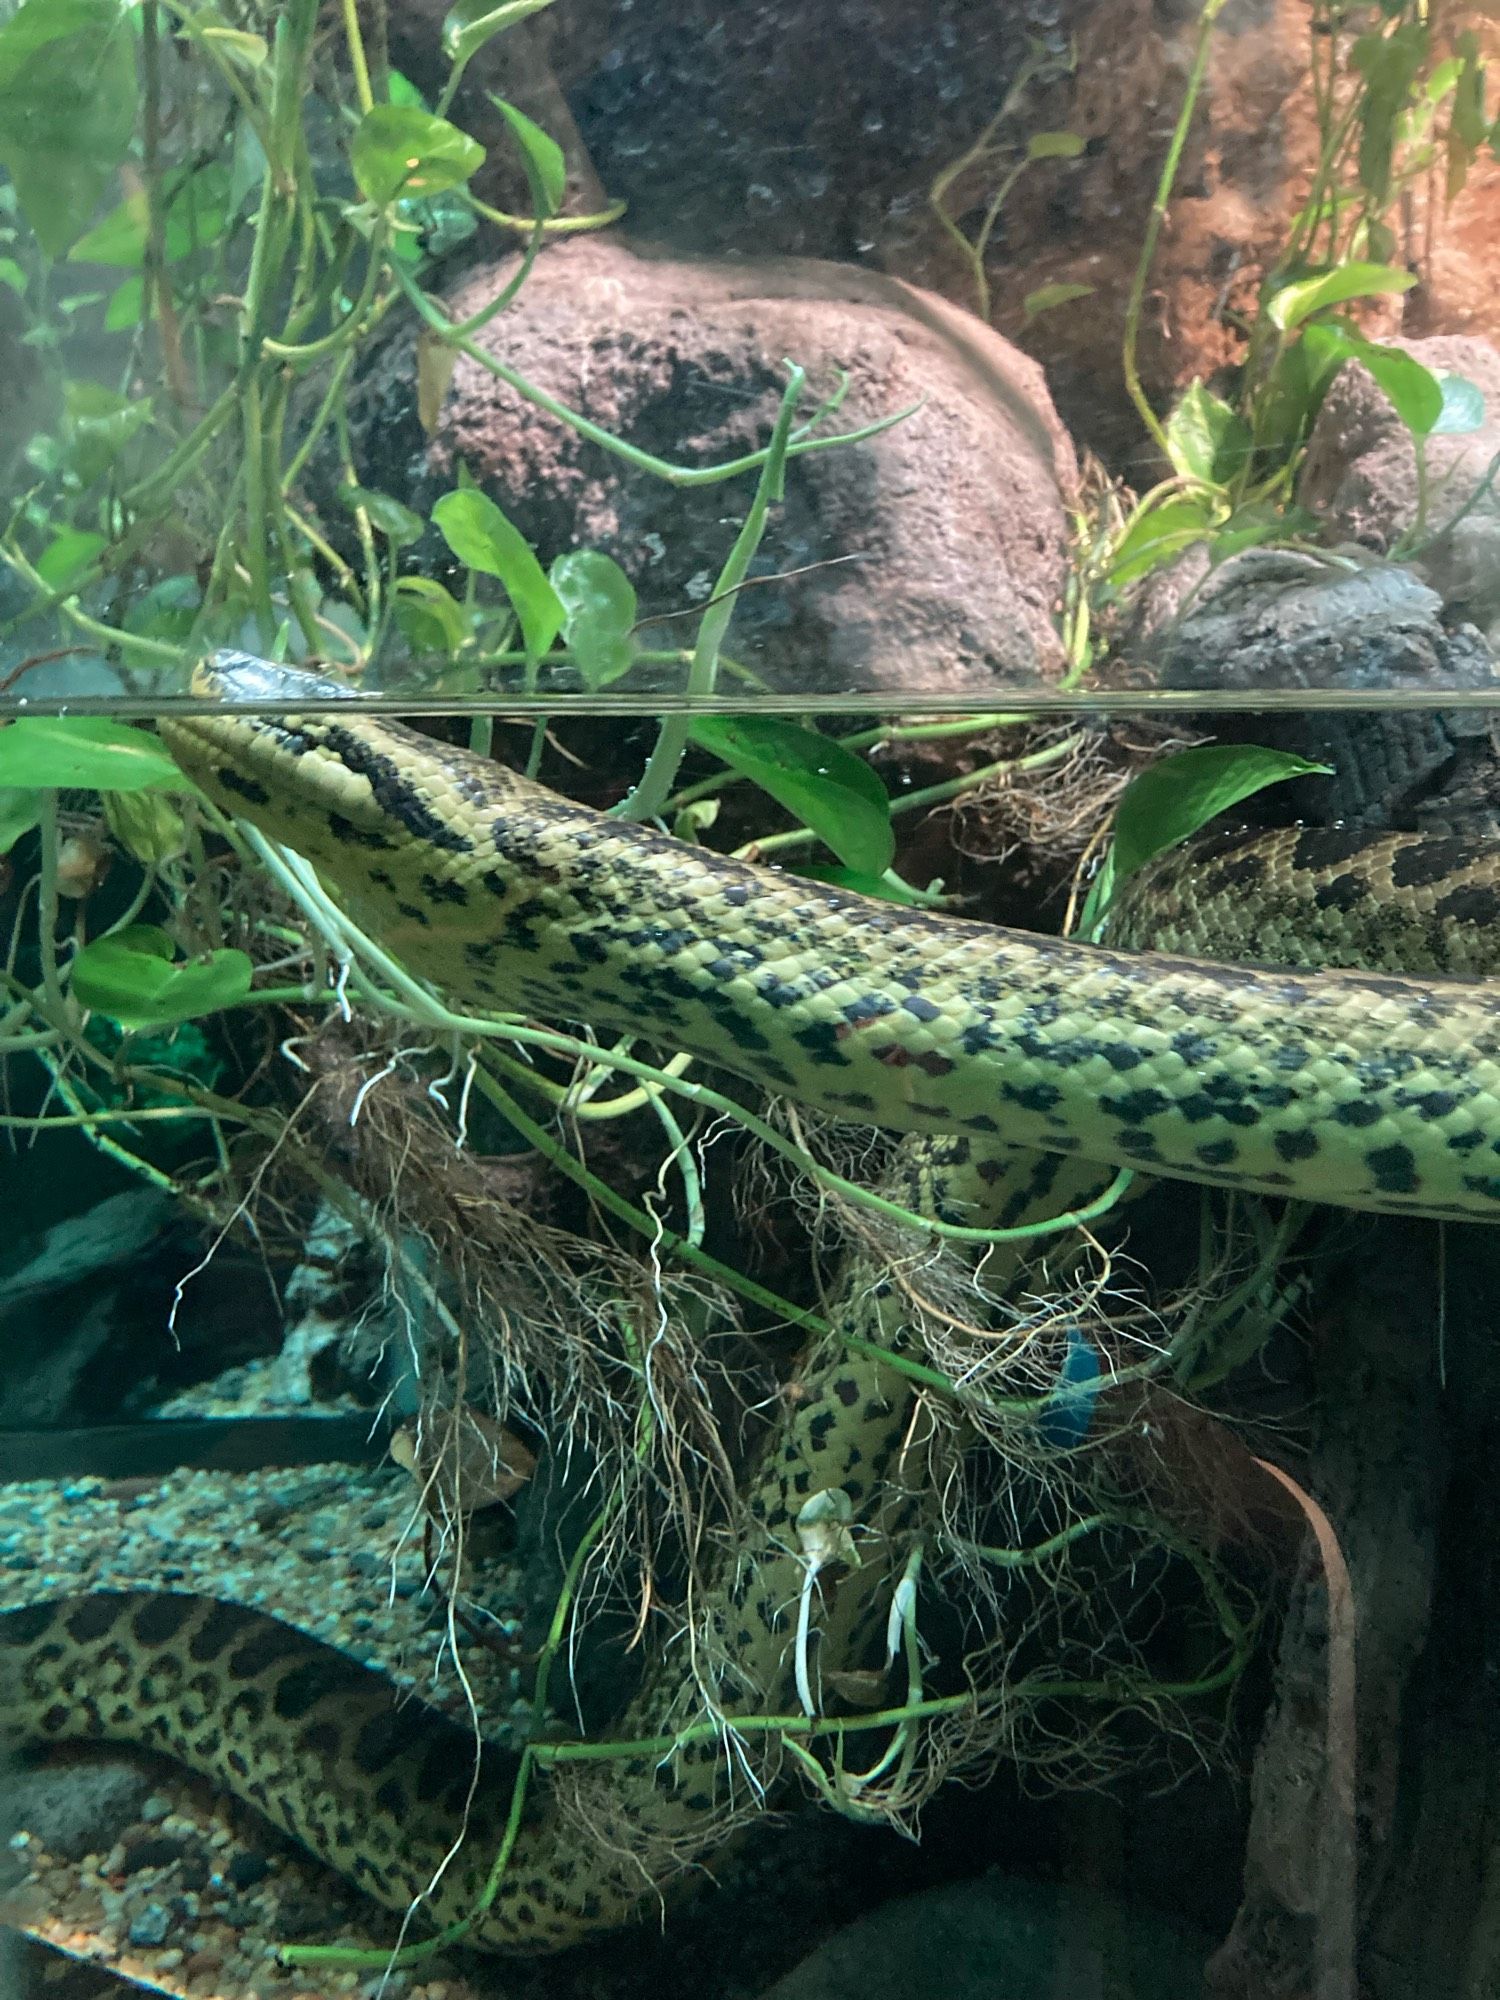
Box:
8, 655, 1500, 1956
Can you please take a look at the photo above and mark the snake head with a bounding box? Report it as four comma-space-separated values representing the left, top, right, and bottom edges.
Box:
158, 653, 394, 860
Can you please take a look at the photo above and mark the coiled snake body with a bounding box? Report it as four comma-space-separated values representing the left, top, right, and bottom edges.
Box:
8, 658, 1500, 1955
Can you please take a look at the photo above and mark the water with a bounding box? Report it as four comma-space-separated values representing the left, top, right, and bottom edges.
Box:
4, 2, 1500, 1996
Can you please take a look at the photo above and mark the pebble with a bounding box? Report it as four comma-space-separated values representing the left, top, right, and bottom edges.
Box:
124, 1839, 183, 1877
127, 1901, 171, 1946
141, 1796, 174, 1825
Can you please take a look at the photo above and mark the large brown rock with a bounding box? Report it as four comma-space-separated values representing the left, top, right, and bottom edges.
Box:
345, 239, 1078, 694
378, 2, 1500, 477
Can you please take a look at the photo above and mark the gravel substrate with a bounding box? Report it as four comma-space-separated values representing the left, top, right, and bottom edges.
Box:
0, 1463, 889, 2000
1, 1460, 528, 2000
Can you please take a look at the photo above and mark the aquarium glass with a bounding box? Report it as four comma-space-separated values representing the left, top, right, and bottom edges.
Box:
3, 5, 1498, 2000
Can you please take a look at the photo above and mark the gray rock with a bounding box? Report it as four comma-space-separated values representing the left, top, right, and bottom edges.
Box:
343, 237, 1078, 697
126, 1904, 171, 1948
1146, 547, 1497, 697
756, 1873, 1211, 2000
2, 1752, 157, 1862
0, 1189, 175, 1302
0, 1190, 179, 1428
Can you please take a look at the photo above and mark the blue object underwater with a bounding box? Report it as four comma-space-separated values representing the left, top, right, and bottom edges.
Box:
1037, 1327, 1103, 1451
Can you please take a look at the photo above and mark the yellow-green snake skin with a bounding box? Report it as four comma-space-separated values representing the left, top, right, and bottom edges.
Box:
156, 663, 1500, 1222
7, 657, 1500, 1957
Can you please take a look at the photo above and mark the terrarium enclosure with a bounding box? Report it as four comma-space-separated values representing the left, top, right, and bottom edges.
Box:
2, 6, 1500, 2000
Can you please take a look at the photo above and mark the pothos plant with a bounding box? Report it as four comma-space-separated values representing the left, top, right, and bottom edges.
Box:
0, 666, 1322, 1347
0, 0, 905, 710
0, 0, 1346, 1968
1068, 0, 1500, 674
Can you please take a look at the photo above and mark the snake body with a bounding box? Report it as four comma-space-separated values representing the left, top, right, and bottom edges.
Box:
145, 660, 1500, 1223
4, 1233, 958, 1951
9, 659, 1500, 1956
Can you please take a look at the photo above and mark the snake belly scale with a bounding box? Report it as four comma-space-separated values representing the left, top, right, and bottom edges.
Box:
6, 655, 1500, 1957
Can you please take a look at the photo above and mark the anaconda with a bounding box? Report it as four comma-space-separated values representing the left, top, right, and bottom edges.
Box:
7, 657, 1500, 1957
146, 657, 1500, 1222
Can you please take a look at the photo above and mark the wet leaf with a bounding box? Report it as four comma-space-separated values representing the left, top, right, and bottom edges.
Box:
34, 527, 107, 593
393, 573, 470, 654
1265, 261, 1416, 332
0, 790, 39, 855
70, 163, 232, 268
432, 488, 562, 661
688, 716, 894, 876
72, 926, 253, 1027
351, 106, 484, 206
123, 574, 201, 645
1109, 744, 1332, 886
340, 483, 425, 545
62, 380, 154, 486
444, 0, 557, 67
1432, 371, 1486, 436
0, 717, 182, 791
1166, 380, 1252, 487
491, 98, 565, 217
549, 549, 636, 687
0, 0, 136, 256
1025, 130, 1085, 162
1107, 494, 1216, 587
1346, 336, 1443, 436
1023, 281, 1095, 321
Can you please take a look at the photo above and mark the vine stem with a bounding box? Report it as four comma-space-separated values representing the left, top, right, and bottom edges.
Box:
615, 365, 807, 823
1122, 0, 1231, 455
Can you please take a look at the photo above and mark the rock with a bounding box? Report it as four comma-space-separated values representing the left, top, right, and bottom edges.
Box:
225, 1851, 271, 1890
344, 238, 1077, 696
1127, 339, 1500, 829
388, 0, 1066, 268
0, 1188, 175, 1303
1299, 335, 1500, 643
0, 1184, 286, 1428
2, 1753, 157, 1863
755, 1873, 1212, 2000
127, 1902, 172, 1947
0, 1190, 176, 1427
1144, 547, 1498, 698
381, 0, 1358, 462
120, 1829, 189, 1874
1131, 542, 1500, 833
